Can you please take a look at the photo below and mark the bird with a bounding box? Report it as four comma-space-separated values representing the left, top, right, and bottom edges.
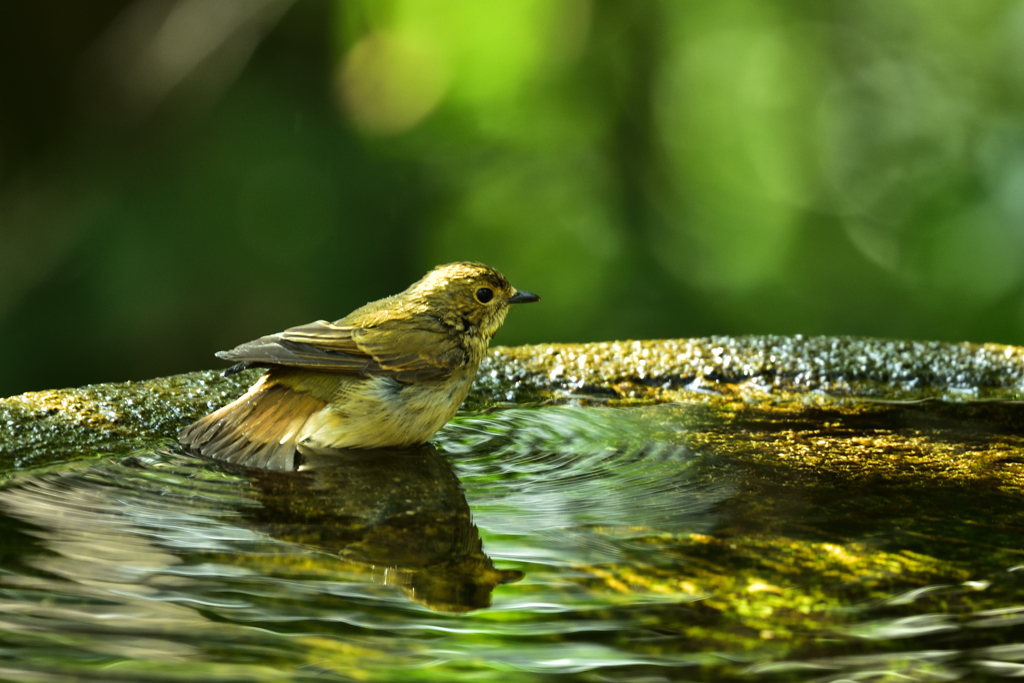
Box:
178, 262, 540, 470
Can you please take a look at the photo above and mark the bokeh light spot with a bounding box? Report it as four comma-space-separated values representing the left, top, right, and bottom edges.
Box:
337, 30, 449, 136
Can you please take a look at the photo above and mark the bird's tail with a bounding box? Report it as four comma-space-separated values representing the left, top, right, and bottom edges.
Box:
178, 375, 326, 470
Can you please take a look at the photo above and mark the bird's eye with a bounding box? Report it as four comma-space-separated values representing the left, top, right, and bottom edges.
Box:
475, 287, 494, 304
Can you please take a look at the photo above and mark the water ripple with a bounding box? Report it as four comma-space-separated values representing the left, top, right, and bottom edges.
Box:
438, 406, 730, 566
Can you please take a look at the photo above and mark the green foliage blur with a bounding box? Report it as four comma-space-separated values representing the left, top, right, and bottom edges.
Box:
2, 1, 1024, 396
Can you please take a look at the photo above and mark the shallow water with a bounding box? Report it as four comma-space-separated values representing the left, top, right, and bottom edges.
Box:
1, 400, 1024, 681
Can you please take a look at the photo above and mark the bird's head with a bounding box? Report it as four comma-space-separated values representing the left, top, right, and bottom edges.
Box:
410, 262, 540, 339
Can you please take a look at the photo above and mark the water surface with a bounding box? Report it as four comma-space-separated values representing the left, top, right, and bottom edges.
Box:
1, 399, 1024, 681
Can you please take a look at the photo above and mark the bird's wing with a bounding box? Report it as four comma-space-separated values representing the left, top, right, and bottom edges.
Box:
216, 318, 465, 382
351, 322, 468, 382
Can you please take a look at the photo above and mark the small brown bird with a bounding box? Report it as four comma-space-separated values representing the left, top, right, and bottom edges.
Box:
179, 262, 539, 470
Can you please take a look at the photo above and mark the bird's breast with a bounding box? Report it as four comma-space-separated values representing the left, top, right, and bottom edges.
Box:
299, 364, 480, 449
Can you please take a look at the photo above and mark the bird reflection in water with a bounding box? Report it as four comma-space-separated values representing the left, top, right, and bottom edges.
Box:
234, 443, 523, 613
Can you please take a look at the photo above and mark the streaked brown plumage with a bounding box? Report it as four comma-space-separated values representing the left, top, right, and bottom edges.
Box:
179, 262, 539, 470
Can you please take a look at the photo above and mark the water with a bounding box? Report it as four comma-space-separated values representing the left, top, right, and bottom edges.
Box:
1, 400, 1023, 681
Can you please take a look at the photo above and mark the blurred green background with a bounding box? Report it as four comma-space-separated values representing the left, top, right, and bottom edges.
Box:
2, 0, 1024, 397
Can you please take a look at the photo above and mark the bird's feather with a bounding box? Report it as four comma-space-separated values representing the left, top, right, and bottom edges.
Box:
178, 376, 327, 470
216, 316, 466, 383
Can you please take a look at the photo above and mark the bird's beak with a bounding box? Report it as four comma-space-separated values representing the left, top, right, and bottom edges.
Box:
508, 290, 541, 304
